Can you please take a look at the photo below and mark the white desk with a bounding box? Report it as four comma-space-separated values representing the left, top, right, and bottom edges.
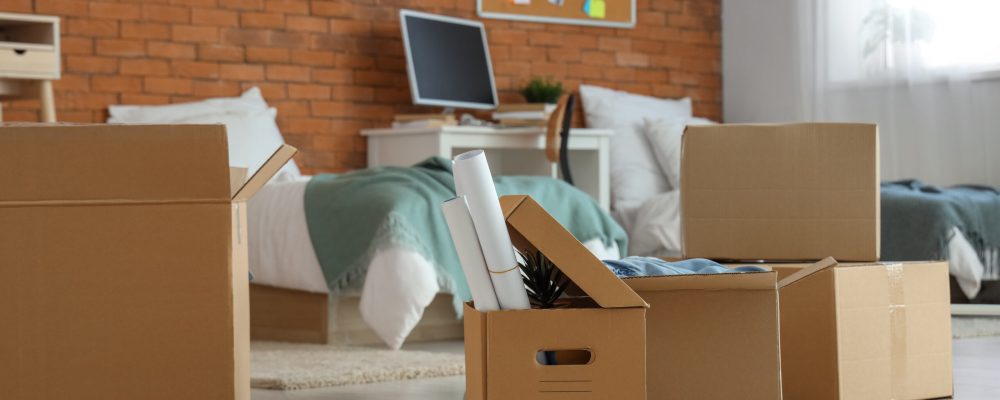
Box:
361, 125, 612, 210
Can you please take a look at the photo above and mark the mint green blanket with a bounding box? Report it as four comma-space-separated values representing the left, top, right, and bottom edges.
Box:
304, 157, 627, 313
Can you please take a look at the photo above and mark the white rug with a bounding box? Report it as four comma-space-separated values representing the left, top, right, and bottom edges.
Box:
952, 316, 1000, 338
251, 342, 465, 390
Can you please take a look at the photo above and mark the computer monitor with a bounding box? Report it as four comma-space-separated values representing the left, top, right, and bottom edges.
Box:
400, 10, 499, 110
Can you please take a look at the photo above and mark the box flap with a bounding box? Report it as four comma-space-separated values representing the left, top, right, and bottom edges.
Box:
500, 195, 647, 309
229, 167, 248, 198
778, 256, 839, 288
232, 144, 297, 201
0, 124, 231, 203
681, 123, 880, 262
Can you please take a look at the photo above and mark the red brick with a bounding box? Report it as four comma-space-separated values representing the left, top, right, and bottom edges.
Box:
291, 49, 335, 66
53, 74, 90, 91
246, 46, 289, 63
286, 15, 327, 33
193, 80, 242, 97
271, 100, 310, 117
95, 39, 145, 57
120, 94, 172, 105
312, 68, 352, 84
144, 77, 194, 95
67, 18, 118, 37
0, 0, 32, 13
268, 31, 309, 48
616, 52, 650, 67
241, 12, 285, 29
220, 0, 264, 10
246, 81, 287, 99
92, 75, 143, 93
121, 59, 169, 76
598, 36, 631, 51
148, 41, 196, 59
198, 45, 245, 62
332, 85, 373, 102
283, 117, 330, 134
61, 37, 94, 56
65, 55, 118, 73
311, 1, 353, 17
329, 20, 370, 35
88, 2, 140, 20
173, 61, 220, 79
121, 22, 171, 40
335, 54, 373, 69
172, 25, 219, 43
141, 4, 191, 23
265, 0, 309, 14
36, 0, 88, 16
222, 28, 268, 45
192, 8, 239, 27
266, 65, 311, 82
220, 63, 265, 80
309, 101, 351, 117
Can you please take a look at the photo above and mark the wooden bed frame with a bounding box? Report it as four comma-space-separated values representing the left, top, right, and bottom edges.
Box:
249, 283, 465, 345
249, 283, 329, 344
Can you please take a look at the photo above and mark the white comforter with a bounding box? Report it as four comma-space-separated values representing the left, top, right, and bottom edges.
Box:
247, 178, 619, 349
617, 190, 989, 298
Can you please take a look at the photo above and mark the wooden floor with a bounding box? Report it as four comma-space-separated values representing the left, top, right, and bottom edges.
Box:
252, 337, 1000, 399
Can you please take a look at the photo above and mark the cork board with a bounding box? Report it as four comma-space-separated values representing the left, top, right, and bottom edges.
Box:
477, 0, 635, 28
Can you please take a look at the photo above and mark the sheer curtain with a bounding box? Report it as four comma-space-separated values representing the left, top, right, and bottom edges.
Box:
797, 0, 1000, 186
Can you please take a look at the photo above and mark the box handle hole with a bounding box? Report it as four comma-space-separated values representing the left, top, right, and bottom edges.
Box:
13, 49, 27, 55
535, 349, 592, 366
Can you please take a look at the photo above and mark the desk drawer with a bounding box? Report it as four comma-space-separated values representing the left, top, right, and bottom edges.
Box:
0, 46, 58, 78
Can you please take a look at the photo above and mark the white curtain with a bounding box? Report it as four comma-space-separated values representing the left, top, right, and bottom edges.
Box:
796, 0, 1000, 186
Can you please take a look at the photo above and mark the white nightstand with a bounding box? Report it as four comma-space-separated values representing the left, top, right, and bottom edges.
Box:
0, 12, 60, 122
361, 125, 612, 210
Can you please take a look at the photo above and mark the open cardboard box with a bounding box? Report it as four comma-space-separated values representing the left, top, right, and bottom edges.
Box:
0, 124, 295, 400
776, 258, 953, 400
624, 267, 783, 399
464, 195, 648, 400
681, 123, 880, 262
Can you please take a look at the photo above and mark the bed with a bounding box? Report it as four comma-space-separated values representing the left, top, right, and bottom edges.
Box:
108, 87, 627, 350
246, 174, 621, 348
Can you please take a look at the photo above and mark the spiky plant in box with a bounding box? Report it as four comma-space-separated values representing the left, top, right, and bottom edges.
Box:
518, 249, 570, 309
520, 77, 564, 104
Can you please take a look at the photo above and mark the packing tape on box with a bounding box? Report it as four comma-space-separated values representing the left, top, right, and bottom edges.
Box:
887, 263, 907, 398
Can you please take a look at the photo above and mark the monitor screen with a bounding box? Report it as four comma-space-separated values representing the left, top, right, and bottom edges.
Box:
401, 10, 498, 110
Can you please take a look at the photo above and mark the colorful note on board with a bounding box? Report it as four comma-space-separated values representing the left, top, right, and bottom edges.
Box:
583, 0, 606, 19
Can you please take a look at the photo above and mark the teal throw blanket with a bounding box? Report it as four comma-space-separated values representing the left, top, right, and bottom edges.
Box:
304, 157, 627, 313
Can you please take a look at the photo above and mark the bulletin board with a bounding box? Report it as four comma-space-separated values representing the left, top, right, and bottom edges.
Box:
477, 0, 635, 29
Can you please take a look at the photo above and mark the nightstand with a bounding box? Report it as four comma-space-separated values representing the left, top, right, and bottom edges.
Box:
0, 12, 60, 122
361, 125, 612, 210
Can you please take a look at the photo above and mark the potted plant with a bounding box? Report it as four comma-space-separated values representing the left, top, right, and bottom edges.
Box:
520, 77, 564, 105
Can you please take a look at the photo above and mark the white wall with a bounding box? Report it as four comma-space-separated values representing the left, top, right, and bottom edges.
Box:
722, 0, 1000, 187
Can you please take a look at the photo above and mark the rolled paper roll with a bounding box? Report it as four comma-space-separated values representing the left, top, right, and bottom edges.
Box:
441, 196, 500, 312
453, 150, 531, 310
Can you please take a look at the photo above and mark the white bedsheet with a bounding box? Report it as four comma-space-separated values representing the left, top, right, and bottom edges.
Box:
616, 190, 988, 298
247, 178, 619, 349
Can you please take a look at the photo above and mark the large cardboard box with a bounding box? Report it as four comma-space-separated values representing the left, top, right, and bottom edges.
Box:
682, 123, 880, 262
624, 270, 783, 399
777, 258, 953, 400
464, 195, 648, 400
0, 124, 295, 400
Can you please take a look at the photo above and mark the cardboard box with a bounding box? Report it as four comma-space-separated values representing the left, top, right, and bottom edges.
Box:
0, 124, 295, 400
777, 258, 953, 400
464, 195, 648, 400
681, 123, 880, 262
624, 270, 783, 399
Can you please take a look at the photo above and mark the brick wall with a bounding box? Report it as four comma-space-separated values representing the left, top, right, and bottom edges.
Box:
0, 0, 720, 174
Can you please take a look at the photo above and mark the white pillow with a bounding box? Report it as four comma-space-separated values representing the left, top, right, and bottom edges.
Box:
643, 116, 716, 189
579, 84, 692, 211
107, 87, 301, 181
108, 87, 269, 123
177, 108, 301, 181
